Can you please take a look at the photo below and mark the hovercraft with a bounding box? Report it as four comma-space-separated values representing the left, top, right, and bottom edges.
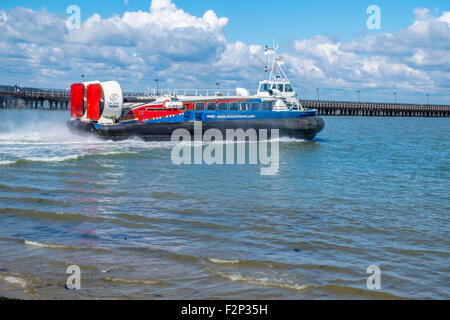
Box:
67, 46, 324, 141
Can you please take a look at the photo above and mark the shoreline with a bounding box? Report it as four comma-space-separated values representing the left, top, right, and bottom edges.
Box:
0, 296, 21, 301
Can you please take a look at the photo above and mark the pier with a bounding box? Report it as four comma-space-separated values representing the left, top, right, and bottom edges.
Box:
300, 100, 450, 117
1, 84, 449, 117
0, 85, 70, 110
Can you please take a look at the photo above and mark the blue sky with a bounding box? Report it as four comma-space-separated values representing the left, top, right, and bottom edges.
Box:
0, 0, 449, 103
3, 0, 448, 41
3, 0, 449, 42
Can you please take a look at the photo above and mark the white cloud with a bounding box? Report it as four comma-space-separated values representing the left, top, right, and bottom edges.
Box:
0, 1, 231, 88
65, 1, 228, 63
288, 9, 450, 101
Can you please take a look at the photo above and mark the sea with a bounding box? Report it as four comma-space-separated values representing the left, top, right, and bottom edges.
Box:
0, 109, 448, 299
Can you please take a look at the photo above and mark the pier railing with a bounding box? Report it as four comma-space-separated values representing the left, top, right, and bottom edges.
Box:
0, 85, 69, 100
22, 88, 70, 100
140, 88, 258, 97
300, 99, 450, 117
0, 85, 70, 109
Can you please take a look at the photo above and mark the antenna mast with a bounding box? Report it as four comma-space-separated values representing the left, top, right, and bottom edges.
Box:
264, 43, 289, 83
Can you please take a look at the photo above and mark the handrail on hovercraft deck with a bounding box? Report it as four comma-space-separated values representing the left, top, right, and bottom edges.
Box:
138, 88, 259, 97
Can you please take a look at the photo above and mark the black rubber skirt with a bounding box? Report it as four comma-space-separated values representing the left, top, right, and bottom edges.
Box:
67, 116, 325, 141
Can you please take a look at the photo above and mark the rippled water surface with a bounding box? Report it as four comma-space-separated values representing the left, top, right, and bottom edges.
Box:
0, 109, 448, 299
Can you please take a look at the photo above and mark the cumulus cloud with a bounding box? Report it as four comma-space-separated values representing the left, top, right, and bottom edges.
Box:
288, 8, 450, 102
290, 36, 433, 88
0, 1, 448, 103
66, 0, 228, 62
0, 0, 231, 88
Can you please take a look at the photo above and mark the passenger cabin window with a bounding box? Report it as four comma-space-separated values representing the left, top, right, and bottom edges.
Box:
207, 102, 217, 111
259, 83, 271, 92
240, 103, 249, 111
251, 102, 260, 111
218, 102, 228, 111
285, 84, 293, 92
262, 101, 272, 111
195, 102, 205, 111
229, 102, 239, 111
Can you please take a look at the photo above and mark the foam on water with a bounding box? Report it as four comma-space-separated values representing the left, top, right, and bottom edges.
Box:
24, 240, 69, 249
22, 155, 83, 163
276, 137, 308, 143
207, 258, 240, 264
103, 276, 160, 286
0, 115, 176, 165
0, 160, 15, 166
0, 116, 93, 145
23, 151, 139, 163
0, 111, 177, 167
218, 273, 308, 292
1, 151, 142, 165
0, 275, 27, 288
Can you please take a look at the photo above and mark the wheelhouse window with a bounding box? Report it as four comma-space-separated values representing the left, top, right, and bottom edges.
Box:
262, 101, 272, 111
218, 102, 228, 111
195, 102, 205, 111
277, 84, 284, 92
229, 102, 239, 111
285, 84, 293, 92
259, 83, 271, 92
207, 102, 217, 111
251, 102, 260, 111
240, 102, 249, 111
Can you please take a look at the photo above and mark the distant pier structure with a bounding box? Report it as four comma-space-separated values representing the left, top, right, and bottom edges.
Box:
300, 99, 450, 117
0, 84, 449, 117
0, 85, 69, 110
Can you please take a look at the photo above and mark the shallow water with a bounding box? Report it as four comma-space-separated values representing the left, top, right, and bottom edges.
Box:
0, 109, 448, 299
